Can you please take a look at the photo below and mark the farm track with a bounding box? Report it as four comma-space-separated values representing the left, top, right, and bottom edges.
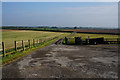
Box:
54, 39, 64, 45
2, 39, 118, 78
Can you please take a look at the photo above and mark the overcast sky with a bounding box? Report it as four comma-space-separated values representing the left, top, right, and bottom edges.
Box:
2, 2, 118, 28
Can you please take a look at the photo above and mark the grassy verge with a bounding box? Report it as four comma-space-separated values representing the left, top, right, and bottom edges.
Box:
1, 37, 59, 65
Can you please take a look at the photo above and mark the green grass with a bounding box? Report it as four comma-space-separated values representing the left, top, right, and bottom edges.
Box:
2, 30, 67, 42
72, 33, 118, 39
1, 30, 69, 65
65, 33, 119, 44
2, 37, 60, 65
1, 30, 69, 50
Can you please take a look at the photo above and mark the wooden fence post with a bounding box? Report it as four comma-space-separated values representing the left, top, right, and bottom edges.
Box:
28, 40, 30, 48
2, 42, 5, 57
22, 40, 25, 51
65, 37, 68, 44
15, 41, 17, 51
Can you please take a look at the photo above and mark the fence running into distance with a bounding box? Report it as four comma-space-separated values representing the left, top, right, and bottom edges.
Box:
1, 37, 58, 57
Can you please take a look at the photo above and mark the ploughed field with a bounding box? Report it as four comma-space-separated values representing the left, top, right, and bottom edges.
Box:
61, 29, 119, 34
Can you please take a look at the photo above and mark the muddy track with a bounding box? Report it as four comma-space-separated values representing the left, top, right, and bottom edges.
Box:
2, 39, 118, 79
54, 39, 64, 45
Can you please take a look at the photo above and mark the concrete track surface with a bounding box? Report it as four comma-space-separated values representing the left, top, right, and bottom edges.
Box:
2, 39, 118, 79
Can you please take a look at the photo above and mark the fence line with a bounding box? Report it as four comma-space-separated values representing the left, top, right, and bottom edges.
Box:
22, 40, 25, 51
2, 42, 5, 57
28, 40, 30, 49
1, 37, 58, 57
15, 41, 17, 51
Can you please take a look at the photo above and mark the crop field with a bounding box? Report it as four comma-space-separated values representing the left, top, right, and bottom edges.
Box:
67, 33, 119, 44
61, 29, 119, 34
0, 29, 69, 52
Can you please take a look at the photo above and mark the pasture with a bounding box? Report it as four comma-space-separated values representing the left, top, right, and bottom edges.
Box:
1, 30, 69, 53
1, 29, 69, 64
2, 29, 68, 42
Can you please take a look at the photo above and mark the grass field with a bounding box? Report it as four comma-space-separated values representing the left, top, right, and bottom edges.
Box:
2, 30, 67, 42
1, 30, 69, 51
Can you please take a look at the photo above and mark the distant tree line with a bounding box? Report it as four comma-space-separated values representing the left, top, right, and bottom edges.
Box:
2, 26, 118, 30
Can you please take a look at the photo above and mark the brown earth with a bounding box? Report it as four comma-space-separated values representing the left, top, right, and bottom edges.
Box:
2, 40, 118, 79
61, 29, 119, 34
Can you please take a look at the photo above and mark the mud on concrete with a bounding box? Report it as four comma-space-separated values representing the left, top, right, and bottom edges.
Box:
2, 42, 118, 78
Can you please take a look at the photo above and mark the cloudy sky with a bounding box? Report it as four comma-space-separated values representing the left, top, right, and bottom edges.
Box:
2, 2, 118, 28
